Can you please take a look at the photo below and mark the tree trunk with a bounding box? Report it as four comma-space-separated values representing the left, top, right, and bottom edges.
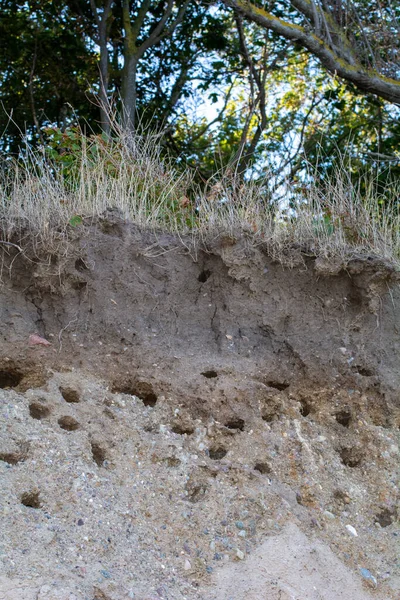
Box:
99, 39, 111, 135
121, 53, 138, 132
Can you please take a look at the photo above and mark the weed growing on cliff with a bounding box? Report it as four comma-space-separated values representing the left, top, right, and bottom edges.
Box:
0, 123, 399, 268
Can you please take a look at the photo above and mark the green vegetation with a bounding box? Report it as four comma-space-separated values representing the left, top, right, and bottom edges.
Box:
0, 1, 399, 265
1, 123, 399, 268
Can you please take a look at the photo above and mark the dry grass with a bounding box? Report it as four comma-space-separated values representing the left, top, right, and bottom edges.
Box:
1, 126, 399, 269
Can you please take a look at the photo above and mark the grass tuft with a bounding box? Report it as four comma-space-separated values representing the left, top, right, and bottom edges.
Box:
1, 123, 399, 269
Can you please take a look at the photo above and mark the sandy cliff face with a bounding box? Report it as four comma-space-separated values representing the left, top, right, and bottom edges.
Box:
0, 217, 399, 599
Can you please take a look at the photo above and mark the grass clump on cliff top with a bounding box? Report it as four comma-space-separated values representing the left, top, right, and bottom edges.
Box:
0, 123, 399, 269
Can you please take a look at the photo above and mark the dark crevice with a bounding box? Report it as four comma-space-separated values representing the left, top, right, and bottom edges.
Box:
112, 380, 157, 407
91, 442, 107, 467
201, 370, 218, 379
21, 491, 41, 509
224, 418, 245, 431
198, 269, 211, 283
267, 381, 289, 391
209, 446, 227, 460
254, 462, 271, 474
0, 369, 23, 389
335, 410, 351, 427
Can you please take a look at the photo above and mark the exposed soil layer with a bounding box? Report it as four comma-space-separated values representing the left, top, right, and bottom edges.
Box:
0, 217, 399, 599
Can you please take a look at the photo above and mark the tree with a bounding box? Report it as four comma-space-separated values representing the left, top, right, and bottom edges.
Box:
0, 0, 99, 153
222, 0, 400, 105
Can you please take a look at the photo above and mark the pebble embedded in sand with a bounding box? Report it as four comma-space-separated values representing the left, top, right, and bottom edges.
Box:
345, 524, 358, 537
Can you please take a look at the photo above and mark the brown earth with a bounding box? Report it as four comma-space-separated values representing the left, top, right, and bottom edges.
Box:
0, 214, 399, 599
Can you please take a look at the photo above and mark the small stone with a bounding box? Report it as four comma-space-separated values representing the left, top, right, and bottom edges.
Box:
184, 559, 191, 570
238, 530, 246, 537
323, 511, 335, 520
339, 347, 347, 355
345, 524, 358, 537
235, 549, 245, 560
360, 568, 378, 588
100, 569, 111, 579
235, 521, 245, 530
206, 566, 213, 573
77, 519, 84, 526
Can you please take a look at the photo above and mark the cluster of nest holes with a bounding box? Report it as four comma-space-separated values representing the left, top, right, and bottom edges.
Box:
60, 386, 81, 403
339, 446, 363, 468
201, 370, 218, 379
335, 409, 352, 427
91, 441, 107, 467
0, 368, 23, 389
198, 269, 211, 283
29, 401, 51, 420
112, 380, 157, 407
208, 446, 227, 460
58, 415, 80, 431
224, 417, 245, 431
21, 490, 41, 509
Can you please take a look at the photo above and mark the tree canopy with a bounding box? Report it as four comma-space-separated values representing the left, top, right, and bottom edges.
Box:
0, 0, 399, 191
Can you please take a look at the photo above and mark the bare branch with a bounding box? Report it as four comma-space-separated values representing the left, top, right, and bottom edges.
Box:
222, 0, 400, 105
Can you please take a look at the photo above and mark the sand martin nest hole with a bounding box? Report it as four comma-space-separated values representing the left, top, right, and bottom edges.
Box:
29, 401, 51, 420
75, 257, 89, 272
60, 386, 81, 403
21, 490, 41, 509
166, 457, 181, 467
0, 368, 23, 389
224, 417, 245, 431
201, 370, 218, 379
0, 448, 28, 465
354, 366, 374, 377
254, 462, 271, 474
58, 415, 80, 431
208, 446, 227, 460
339, 447, 363, 468
91, 441, 107, 467
267, 381, 289, 391
112, 380, 157, 407
335, 409, 352, 427
299, 399, 311, 417
375, 507, 397, 527
198, 269, 211, 283
171, 423, 195, 436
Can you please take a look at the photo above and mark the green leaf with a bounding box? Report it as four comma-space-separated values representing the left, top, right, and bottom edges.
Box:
69, 215, 83, 227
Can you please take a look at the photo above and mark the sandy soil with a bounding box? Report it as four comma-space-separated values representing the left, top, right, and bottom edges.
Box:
0, 218, 398, 599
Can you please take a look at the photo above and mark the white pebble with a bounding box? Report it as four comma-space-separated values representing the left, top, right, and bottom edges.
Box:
345, 524, 358, 537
